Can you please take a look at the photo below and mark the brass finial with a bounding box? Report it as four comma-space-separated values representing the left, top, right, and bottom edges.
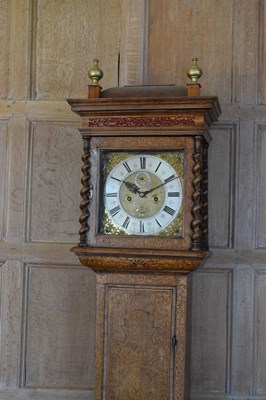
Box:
88, 59, 103, 85
187, 58, 202, 83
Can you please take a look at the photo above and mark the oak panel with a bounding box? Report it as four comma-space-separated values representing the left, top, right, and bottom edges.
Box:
190, 269, 232, 395
0, 120, 8, 240
231, 266, 255, 395
119, 0, 146, 85
208, 124, 235, 248
146, 0, 233, 102
235, 121, 257, 249
257, 126, 266, 248
0, 261, 24, 387
33, 0, 121, 100
8, 0, 31, 99
261, 2, 266, 103
28, 121, 81, 243
0, 0, 9, 99
24, 264, 95, 389
255, 270, 266, 395
233, 0, 260, 104
0, 388, 93, 400
4, 119, 28, 243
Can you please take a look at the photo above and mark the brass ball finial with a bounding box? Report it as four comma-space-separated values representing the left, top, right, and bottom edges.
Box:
88, 59, 103, 85
187, 58, 203, 83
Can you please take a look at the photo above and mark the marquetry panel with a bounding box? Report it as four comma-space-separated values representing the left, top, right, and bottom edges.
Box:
106, 286, 174, 399
33, 0, 121, 100
190, 269, 232, 395
145, 0, 233, 102
257, 126, 266, 248
24, 264, 95, 389
0, 120, 8, 240
0, 0, 9, 99
208, 124, 236, 248
27, 121, 81, 243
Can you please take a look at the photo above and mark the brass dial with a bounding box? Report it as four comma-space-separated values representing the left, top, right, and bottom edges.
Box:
103, 154, 182, 235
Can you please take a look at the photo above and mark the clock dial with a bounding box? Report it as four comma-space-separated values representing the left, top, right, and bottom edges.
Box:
103, 154, 183, 236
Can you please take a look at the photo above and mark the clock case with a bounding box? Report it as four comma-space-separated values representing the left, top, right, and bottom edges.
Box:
67, 85, 221, 273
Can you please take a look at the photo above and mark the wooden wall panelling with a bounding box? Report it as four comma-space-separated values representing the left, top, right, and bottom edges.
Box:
259, 0, 266, 104
254, 268, 266, 396
23, 264, 95, 390
119, 0, 147, 85
8, 0, 31, 99
0, 260, 24, 387
208, 124, 236, 248
190, 268, 232, 397
145, 0, 233, 101
0, 0, 10, 98
0, 119, 9, 241
32, 0, 121, 100
26, 120, 82, 243
232, 0, 260, 105
0, 387, 94, 400
231, 266, 255, 396
4, 118, 28, 243
235, 121, 257, 249
256, 125, 266, 248
1, 1, 266, 399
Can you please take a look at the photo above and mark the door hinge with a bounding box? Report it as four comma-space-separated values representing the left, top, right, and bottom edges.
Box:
172, 335, 177, 347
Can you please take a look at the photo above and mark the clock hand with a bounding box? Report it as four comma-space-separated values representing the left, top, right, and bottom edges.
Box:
138, 175, 178, 197
123, 180, 141, 194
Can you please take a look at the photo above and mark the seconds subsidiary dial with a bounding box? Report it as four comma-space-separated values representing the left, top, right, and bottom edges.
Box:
103, 154, 183, 236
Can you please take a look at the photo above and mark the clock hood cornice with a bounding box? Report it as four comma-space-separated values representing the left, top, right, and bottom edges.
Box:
67, 84, 221, 135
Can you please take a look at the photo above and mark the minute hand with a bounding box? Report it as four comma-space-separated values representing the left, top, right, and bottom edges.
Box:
140, 175, 178, 197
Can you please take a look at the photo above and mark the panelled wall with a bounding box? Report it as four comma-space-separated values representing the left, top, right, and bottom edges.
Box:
0, 1, 265, 399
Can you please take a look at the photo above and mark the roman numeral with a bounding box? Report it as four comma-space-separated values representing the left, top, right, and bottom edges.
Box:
110, 205, 121, 217
163, 205, 176, 216
122, 216, 131, 229
105, 192, 118, 198
168, 192, 180, 197
140, 157, 146, 169
164, 174, 177, 184
123, 162, 131, 173
111, 176, 122, 182
155, 218, 162, 227
140, 220, 145, 233
155, 161, 162, 172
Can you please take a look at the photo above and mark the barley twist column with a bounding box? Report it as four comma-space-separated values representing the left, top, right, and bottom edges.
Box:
79, 137, 91, 247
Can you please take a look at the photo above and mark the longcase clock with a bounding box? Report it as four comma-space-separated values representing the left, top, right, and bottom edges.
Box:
67, 60, 221, 400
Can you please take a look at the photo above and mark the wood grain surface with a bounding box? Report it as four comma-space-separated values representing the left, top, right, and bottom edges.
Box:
1, 1, 266, 399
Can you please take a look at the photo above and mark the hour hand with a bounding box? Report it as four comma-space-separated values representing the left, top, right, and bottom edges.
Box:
123, 180, 140, 194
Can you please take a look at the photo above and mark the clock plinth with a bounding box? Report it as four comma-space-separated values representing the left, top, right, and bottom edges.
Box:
67, 84, 220, 399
